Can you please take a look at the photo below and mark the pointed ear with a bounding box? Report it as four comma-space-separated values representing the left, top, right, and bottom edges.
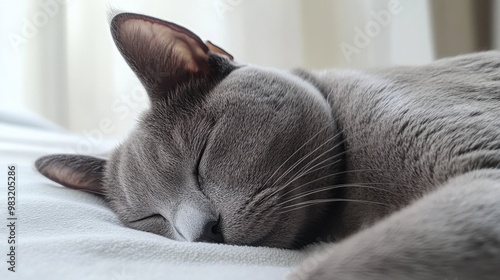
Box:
35, 155, 106, 196
111, 13, 232, 102
206, 41, 233, 61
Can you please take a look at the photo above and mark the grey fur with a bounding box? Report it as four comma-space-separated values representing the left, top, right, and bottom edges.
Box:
290, 52, 500, 279
35, 13, 500, 279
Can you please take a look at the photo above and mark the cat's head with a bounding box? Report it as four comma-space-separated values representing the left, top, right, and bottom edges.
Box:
35, 13, 344, 249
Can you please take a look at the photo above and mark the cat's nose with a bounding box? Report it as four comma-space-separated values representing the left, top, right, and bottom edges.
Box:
173, 203, 223, 243
195, 219, 224, 244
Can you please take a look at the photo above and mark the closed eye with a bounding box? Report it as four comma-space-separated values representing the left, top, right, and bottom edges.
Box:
130, 214, 164, 223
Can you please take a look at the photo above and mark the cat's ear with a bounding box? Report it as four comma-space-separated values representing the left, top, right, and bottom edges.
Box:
35, 155, 106, 196
110, 13, 233, 102
206, 41, 233, 61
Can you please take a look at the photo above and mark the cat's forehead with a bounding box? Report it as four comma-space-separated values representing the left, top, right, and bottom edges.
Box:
122, 65, 328, 161
211, 66, 295, 96
133, 65, 328, 142
207, 66, 327, 107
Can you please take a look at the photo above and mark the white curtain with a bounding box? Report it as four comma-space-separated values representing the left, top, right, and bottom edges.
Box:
1, 1, 28, 112
1, 0, 499, 141
496, 0, 500, 48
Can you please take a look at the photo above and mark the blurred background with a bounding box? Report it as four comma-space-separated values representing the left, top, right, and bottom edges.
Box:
1, 0, 499, 141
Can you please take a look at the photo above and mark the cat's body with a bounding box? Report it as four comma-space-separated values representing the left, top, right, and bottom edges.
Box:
290, 54, 500, 279
298, 53, 500, 240
35, 13, 500, 280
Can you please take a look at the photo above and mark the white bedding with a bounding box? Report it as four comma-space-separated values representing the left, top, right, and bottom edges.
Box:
0, 110, 312, 280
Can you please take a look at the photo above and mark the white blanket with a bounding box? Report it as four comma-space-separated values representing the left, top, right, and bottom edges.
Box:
0, 110, 313, 280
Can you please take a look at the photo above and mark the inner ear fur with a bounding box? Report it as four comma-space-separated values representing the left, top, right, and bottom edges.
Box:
35, 154, 106, 195
111, 13, 211, 98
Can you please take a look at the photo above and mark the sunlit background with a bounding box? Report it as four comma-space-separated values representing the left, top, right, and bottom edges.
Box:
1, 0, 499, 141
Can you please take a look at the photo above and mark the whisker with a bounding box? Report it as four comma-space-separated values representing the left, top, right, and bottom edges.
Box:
278, 183, 399, 207
279, 134, 349, 187
274, 167, 386, 202
272, 159, 343, 198
271, 139, 393, 200
260, 123, 334, 189
278, 155, 342, 194
267, 127, 343, 192
292, 157, 340, 181
279, 198, 387, 214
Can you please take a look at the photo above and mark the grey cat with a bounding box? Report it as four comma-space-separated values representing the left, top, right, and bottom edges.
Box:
35, 13, 500, 280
